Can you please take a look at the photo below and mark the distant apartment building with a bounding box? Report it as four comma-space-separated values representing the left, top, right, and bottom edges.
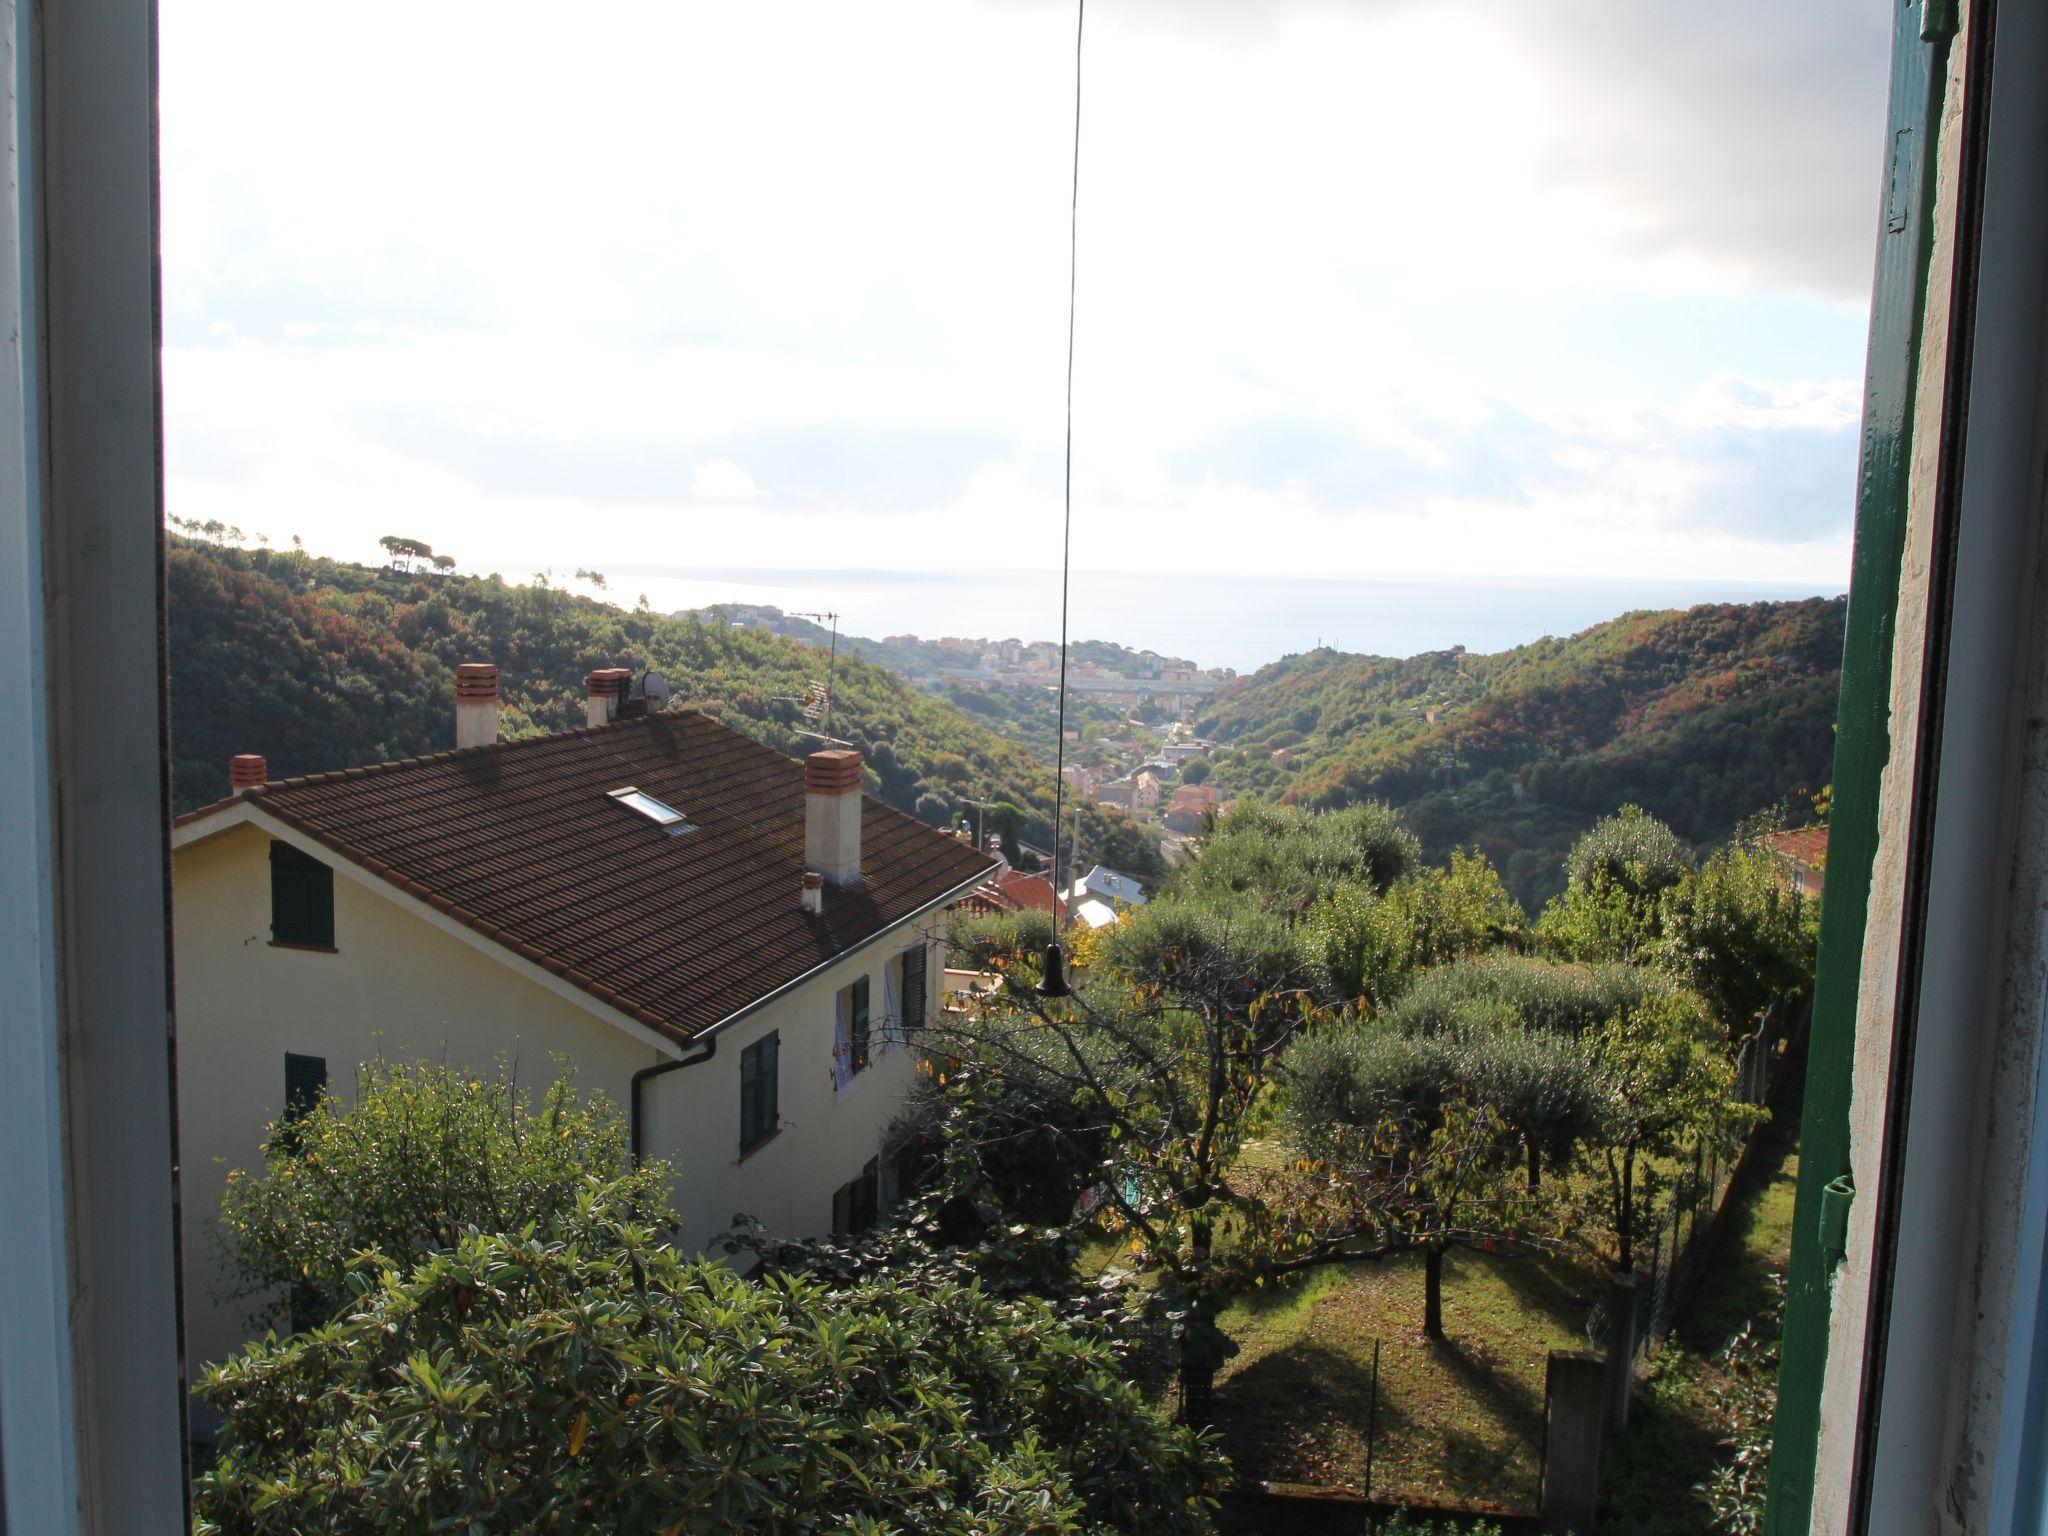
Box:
169, 666, 994, 1384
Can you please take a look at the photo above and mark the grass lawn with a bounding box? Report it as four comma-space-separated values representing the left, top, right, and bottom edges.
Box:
1209, 1239, 1606, 1514
1597, 1091, 1800, 1531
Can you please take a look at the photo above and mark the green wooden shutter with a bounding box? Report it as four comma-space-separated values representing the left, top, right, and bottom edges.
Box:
850, 977, 870, 1071
283, 1052, 327, 1120
764, 1030, 779, 1131
740, 1038, 761, 1149
902, 945, 927, 1031
269, 842, 334, 948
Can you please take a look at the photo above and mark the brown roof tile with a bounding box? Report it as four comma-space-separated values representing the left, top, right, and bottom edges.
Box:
179, 713, 996, 1043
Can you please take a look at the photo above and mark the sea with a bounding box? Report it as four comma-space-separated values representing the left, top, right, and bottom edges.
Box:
606, 566, 1840, 676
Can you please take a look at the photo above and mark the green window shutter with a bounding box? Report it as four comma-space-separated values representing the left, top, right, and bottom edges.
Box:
269, 841, 334, 948
902, 945, 927, 1030
850, 976, 870, 1071
283, 1052, 327, 1120
740, 1039, 761, 1149
764, 1030, 779, 1130
741, 1031, 780, 1152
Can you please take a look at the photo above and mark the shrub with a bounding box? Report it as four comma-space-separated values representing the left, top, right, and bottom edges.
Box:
1183, 800, 1418, 912
213, 1060, 671, 1336
192, 1222, 1224, 1536
1309, 850, 1526, 1005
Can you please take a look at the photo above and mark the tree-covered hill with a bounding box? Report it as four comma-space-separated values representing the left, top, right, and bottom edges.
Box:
1196, 598, 1843, 907
166, 540, 1163, 878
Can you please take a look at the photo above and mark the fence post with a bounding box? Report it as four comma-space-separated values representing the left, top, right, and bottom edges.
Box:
1602, 1274, 1641, 1436
1544, 1351, 1607, 1534
1364, 1336, 1380, 1500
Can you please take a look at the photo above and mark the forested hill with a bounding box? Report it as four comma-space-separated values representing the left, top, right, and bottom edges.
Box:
1196, 598, 1843, 907
164, 541, 1163, 878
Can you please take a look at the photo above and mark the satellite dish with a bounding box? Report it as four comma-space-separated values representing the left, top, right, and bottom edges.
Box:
640, 670, 671, 713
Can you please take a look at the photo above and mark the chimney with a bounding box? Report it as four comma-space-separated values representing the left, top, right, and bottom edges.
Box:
229, 754, 266, 796
800, 870, 825, 915
455, 662, 500, 749
585, 667, 633, 728
804, 748, 864, 886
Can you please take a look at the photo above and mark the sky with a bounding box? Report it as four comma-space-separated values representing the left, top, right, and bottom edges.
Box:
160, 1, 1892, 659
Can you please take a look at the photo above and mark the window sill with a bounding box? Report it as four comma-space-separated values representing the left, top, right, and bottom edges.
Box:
737, 1127, 782, 1163
267, 940, 338, 954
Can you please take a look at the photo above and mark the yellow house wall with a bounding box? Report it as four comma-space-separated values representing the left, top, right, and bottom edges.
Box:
173, 818, 938, 1377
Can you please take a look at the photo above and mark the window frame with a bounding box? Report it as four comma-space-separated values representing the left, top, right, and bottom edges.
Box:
847, 974, 871, 1074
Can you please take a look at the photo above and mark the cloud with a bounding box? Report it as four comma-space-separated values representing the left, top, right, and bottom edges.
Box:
158, 0, 1882, 605
692, 459, 760, 502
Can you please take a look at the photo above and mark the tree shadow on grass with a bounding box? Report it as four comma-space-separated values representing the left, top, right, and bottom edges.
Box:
1213, 1338, 1381, 1485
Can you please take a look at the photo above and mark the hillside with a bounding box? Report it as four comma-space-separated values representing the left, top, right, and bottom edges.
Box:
165, 541, 1164, 879
686, 603, 1192, 766
1196, 598, 1843, 907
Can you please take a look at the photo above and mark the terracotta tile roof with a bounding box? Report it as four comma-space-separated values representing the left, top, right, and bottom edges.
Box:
993, 870, 1066, 919
175, 713, 997, 1044
1765, 826, 1829, 866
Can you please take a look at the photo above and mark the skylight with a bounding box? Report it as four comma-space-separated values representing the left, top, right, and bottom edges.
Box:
607, 786, 696, 834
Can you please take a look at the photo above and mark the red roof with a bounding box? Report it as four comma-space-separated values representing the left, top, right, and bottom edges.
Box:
993, 870, 1066, 920
1765, 826, 1829, 867
175, 713, 997, 1043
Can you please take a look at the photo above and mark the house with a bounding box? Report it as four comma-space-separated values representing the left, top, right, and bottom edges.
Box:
1168, 783, 1218, 817
1072, 898, 1119, 931
959, 869, 1066, 923
1131, 770, 1164, 813
169, 664, 995, 1378
1091, 780, 1135, 810
1764, 825, 1828, 897
1161, 738, 1214, 763
1065, 864, 1147, 909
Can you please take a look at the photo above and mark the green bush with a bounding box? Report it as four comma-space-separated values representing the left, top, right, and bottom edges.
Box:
1379, 952, 1677, 1040
1308, 850, 1526, 1005
1182, 799, 1418, 913
213, 1060, 672, 1336
192, 1221, 1225, 1536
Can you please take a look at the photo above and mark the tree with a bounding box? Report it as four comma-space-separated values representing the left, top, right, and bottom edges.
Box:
213, 1060, 672, 1335
377, 534, 436, 574
430, 552, 456, 574
1180, 758, 1212, 785
1308, 849, 1526, 1007
1538, 805, 1696, 962
193, 1219, 1224, 1536
925, 896, 1507, 1408
1583, 989, 1758, 1271
1284, 1019, 1589, 1337
1655, 826, 1818, 1034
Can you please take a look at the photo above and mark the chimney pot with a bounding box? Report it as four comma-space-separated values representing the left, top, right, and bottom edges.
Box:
800, 870, 825, 914
455, 662, 500, 749
804, 748, 864, 885
229, 754, 267, 795
585, 666, 634, 728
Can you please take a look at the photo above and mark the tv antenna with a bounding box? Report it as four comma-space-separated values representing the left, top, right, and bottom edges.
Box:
771, 608, 842, 738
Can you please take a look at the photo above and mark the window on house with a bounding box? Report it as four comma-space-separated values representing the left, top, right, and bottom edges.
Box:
739, 1030, 779, 1152
283, 1052, 328, 1121
832, 1157, 881, 1236
901, 944, 927, 1034
847, 975, 871, 1074
269, 840, 334, 949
